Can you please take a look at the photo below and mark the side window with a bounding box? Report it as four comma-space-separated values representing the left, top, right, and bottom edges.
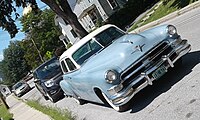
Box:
61, 61, 68, 73
65, 58, 76, 71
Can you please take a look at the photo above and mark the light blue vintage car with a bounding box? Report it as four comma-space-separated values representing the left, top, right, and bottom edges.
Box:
59, 24, 191, 111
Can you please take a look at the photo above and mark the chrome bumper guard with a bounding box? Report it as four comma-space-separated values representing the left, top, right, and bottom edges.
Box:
108, 40, 191, 106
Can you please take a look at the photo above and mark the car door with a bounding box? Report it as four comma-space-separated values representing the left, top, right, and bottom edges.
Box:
61, 58, 92, 99
66, 58, 97, 100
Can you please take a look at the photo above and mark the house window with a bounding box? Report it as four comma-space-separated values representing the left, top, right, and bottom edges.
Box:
107, 0, 118, 9
70, 29, 78, 38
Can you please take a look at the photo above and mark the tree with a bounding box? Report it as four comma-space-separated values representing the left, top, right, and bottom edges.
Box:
2, 41, 31, 84
20, 9, 64, 69
0, 0, 88, 38
0, 61, 9, 84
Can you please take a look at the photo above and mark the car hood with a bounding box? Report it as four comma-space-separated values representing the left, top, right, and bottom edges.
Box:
80, 32, 167, 72
43, 72, 63, 84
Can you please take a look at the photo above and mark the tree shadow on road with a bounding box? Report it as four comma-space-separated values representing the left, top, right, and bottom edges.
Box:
129, 50, 200, 113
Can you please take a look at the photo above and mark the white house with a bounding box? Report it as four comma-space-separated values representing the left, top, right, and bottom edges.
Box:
55, 0, 127, 45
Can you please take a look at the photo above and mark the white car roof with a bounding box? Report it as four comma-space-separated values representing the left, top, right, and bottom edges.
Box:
60, 24, 120, 61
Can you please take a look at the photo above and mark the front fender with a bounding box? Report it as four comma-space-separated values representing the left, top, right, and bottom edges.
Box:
59, 80, 74, 97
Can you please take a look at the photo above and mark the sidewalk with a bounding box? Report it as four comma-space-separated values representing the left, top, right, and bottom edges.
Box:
6, 95, 51, 120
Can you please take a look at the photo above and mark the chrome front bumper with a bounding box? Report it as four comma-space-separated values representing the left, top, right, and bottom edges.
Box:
108, 40, 191, 106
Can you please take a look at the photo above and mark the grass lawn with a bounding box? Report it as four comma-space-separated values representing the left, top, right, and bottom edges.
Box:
0, 104, 13, 120
129, 0, 199, 31
26, 100, 75, 120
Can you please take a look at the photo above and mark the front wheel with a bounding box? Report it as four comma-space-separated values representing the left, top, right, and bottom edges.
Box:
46, 93, 57, 103
101, 92, 130, 112
35, 85, 49, 100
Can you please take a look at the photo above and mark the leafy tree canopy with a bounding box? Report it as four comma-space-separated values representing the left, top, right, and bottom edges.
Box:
20, 9, 64, 69
1, 41, 31, 84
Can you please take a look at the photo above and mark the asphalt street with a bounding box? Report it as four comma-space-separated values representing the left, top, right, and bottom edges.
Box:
21, 6, 200, 120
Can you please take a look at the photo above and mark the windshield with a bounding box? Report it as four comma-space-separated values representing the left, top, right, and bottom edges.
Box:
72, 39, 102, 65
35, 58, 61, 80
95, 27, 125, 46
72, 27, 125, 65
13, 81, 24, 90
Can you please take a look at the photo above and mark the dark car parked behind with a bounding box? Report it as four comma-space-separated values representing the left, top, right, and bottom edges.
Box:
33, 57, 64, 103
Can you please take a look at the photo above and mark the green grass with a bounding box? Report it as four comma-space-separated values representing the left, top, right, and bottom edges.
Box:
129, 0, 198, 31
26, 100, 75, 120
0, 104, 13, 120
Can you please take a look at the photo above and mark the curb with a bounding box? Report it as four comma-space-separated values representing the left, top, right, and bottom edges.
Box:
131, 1, 200, 33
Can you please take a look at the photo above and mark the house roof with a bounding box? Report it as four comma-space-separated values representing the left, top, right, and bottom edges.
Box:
60, 24, 117, 60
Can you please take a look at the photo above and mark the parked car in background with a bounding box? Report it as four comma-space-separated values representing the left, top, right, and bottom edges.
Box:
33, 57, 64, 103
59, 24, 191, 112
12, 81, 31, 97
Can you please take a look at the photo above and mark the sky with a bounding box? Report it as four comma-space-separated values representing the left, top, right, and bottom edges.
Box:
0, 0, 47, 61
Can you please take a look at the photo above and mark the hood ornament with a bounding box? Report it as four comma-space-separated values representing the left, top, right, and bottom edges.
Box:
135, 44, 145, 52
132, 44, 145, 54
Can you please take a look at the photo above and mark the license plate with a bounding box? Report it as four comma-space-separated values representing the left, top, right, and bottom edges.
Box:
152, 65, 167, 79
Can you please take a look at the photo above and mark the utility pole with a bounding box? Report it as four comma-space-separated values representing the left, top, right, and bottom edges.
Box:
31, 38, 44, 63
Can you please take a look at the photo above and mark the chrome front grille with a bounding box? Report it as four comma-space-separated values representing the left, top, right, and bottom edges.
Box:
121, 41, 174, 87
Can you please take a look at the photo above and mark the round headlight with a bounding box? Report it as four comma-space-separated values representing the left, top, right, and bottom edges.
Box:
105, 70, 118, 83
167, 25, 177, 35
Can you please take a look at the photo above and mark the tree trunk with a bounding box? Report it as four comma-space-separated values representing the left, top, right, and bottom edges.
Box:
63, 11, 88, 38
41, 0, 88, 38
